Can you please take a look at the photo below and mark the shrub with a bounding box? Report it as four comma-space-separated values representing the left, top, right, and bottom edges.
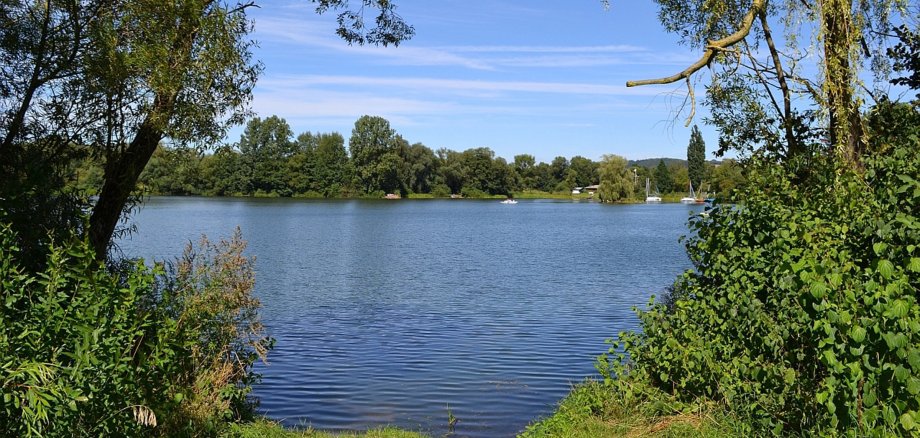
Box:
0, 225, 271, 436
599, 136, 920, 435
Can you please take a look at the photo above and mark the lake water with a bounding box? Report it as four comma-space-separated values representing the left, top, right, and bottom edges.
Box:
119, 197, 701, 437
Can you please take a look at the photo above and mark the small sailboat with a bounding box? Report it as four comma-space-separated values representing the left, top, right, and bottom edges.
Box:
645, 178, 661, 203
680, 181, 696, 204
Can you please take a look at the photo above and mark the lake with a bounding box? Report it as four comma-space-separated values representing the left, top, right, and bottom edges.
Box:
119, 197, 701, 437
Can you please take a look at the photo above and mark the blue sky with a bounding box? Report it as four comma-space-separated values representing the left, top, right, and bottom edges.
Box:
243, 1, 722, 163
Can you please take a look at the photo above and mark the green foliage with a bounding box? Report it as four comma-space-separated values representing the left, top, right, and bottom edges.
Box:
687, 126, 706, 190
223, 419, 426, 438
141, 146, 205, 195
597, 154, 633, 203
599, 132, 920, 435
312, 0, 415, 47
889, 24, 920, 102
708, 159, 746, 200
655, 160, 673, 194
0, 224, 271, 436
521, 380, 738, 438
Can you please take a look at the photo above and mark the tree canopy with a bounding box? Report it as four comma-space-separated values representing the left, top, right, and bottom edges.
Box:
0, 0, 415, 261
687, 125, 706, 191
627, 0, 910, 167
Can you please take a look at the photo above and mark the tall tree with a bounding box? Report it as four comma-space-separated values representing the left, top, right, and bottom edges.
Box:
238, 116, 295, 195
0, 0, 414, 262
597, 154, 633, 203
313, 132, 350, 197
687, 125, 706, 190
624, 0, 909, 167
349, 115, 402, 194
406, 142, 438, 194
568, 156, 599, 187
654, 159, 672, 194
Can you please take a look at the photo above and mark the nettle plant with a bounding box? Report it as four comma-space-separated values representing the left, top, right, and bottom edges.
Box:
599, 134, 920, 435
0, 226, 270, 436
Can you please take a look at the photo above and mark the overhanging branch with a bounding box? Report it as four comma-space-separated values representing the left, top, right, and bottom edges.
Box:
626, 0, 765, 88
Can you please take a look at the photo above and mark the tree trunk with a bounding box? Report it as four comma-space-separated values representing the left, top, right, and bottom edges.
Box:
822, 0, 865, 167
88, 119, 163, 260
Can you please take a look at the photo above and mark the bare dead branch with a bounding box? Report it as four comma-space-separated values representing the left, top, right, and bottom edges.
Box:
684, 77, 695, 127
626, 0, 766, 88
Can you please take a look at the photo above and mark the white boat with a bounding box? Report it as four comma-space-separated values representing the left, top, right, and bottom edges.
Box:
680, 181, 696, 204
645, 178, 661, 203
500, 199, 518, 204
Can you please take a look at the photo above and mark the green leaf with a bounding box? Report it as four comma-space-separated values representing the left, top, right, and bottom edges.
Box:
849, 326, 867, 343
874, 242, 888, 255
885, 332, 909, 351
810, 282, 827, 299
784, 368, 795, 385
907, 377, 920, 395
910, 351, 920, 372
894, 365, 910, 382
879, 259, 895, 279
901, 412, 916, 430
885, 299, 910, 319
909, 258, 920, 272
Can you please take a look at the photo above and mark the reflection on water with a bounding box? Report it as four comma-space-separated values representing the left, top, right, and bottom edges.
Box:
120, 198, 701, 437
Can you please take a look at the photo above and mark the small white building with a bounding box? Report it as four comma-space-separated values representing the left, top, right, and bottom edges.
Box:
571, 187, 582, 195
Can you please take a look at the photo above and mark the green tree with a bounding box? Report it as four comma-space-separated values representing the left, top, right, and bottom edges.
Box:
459, 147, 496, 195
201, 146, 250, 196
669, 164, 689, 194
654, 159, 672, 194
597, 154, 632, 203
313, 132, 351, 197
349, 115, 402, 194
514, 154, 537, 189
531, 162, 557, 192
238, 116, 295, 196
550, 156, 569, 186
687, 125, 706, 190
567, 156, 599, 188
287, 132, 319, 195
624, 0, 909, 166
140, 146, 203, 195
709, 158, 746, 199
1, 0, 414, 262
406, 142, 438, 194
889, 24, 920, 101
436, 148, 465, 195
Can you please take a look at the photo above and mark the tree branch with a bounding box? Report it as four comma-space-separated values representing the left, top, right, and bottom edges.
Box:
626, 0, 765, 88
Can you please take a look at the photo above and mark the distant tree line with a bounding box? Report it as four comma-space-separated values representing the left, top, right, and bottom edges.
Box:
72, 114, 746, 200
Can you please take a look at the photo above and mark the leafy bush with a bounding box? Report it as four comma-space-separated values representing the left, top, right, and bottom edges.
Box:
599, 135, 920, 435
0, 225, 271, 436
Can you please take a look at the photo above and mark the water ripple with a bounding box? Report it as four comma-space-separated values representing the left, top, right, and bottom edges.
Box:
120, 198, 700, 437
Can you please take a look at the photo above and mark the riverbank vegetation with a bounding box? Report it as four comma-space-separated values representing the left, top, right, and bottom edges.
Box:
529, 0, 920, 436
224, 420, 426, 438
3, 0, 920, 436
69, 114, 746, 202
0, 0, 412, 436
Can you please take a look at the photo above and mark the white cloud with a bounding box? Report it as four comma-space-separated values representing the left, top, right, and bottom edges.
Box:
259, 75, 665, 97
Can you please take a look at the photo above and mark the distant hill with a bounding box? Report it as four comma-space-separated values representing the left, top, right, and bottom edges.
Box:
629, 158, 685, 168
628, 158, 722, 168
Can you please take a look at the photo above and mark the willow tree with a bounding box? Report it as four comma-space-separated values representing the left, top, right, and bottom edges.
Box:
0, 0, 414, 262
618, 0, 909, 167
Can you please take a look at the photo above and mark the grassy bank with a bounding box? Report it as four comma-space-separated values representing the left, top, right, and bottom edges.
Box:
224, 420, 427, 438
521, 381, 740, 438
229, 382, 741, 438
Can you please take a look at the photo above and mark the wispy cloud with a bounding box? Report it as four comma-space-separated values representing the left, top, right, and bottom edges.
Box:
252, 15, 692, 71
254, 17, 495, 70
259, 75, 665, 97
